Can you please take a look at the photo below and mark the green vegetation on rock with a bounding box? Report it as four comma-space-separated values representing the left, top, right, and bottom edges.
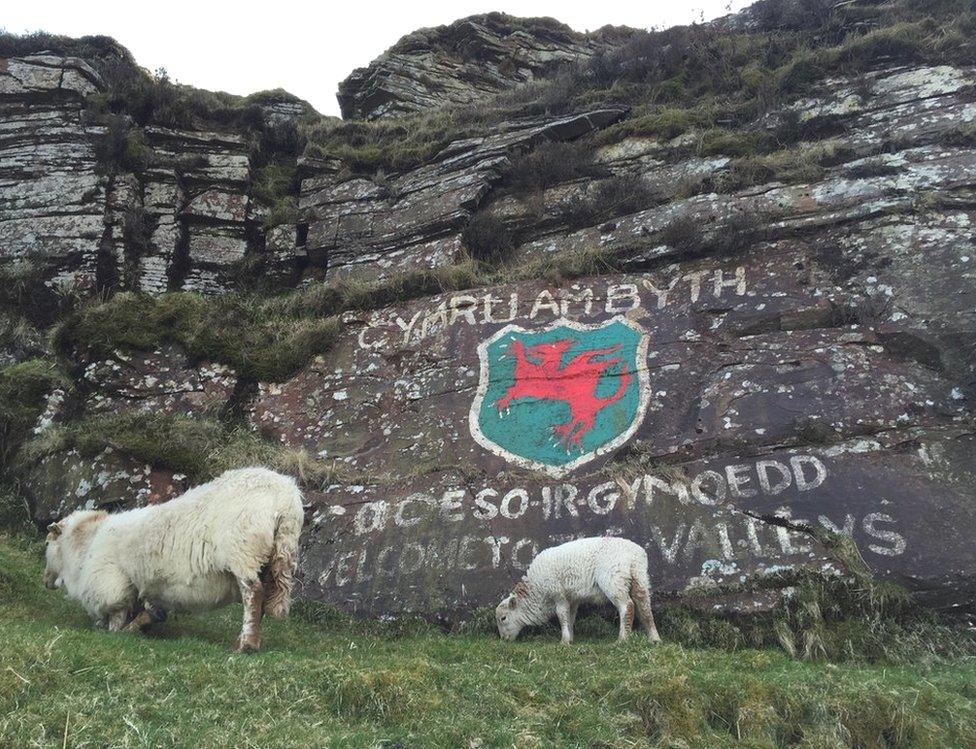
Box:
18, 412, 347, 490
0, 359, 69, 466
53, 292, 341, 382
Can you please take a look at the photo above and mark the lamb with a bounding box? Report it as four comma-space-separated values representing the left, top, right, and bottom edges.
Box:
43, 467, 304, 652
495, 536, 662, 644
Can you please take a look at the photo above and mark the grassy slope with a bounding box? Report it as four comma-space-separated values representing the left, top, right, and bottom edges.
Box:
2, 537, 975, 748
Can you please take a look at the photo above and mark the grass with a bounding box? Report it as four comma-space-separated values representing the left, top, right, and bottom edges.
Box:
49, 259, 557, 377
53, 292, 342, 383
0, 359, 70, 466
1, 536, 975, 748
18, 412, 347, 488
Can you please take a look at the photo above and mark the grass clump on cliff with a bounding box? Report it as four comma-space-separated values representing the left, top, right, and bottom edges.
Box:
1, 536, 975, 748
19, 411, 346, 489
302, 106, 484, 175
54, 292, 341, 382
0, 359, 69, 466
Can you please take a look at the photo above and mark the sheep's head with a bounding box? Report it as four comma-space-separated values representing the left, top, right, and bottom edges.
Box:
495, 580, 530, 641
43, 521, 64, 589
43, 510, 106, 590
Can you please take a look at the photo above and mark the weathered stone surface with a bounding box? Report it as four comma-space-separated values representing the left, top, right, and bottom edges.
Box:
137, 168, 182, 294
265, 224, 307, 285
513, 143, 976, 262
183, 188, 248, 223
26, 447, 188, 524
0, 54, 103, 98
252, 242, 975, 616
337, 14, 626, 120
144, 127, 252, 293
298, 435, 975, 617
0, 55, 255, 298
301, 109, 624, 282
0, 55, 107, 290
478, 64, 976, 256
80, 345, 237, 417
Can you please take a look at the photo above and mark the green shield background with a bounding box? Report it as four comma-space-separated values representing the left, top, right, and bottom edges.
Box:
476, 319, 644, 470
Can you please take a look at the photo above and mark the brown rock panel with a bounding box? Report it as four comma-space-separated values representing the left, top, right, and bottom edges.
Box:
251, 240, 975, 616
298, 438, 975, 617
81, 345, 237, 417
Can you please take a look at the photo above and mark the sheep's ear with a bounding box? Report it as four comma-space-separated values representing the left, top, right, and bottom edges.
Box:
513, 581, 529, 599
46, 522, 62, 541
506, 595, 518, 610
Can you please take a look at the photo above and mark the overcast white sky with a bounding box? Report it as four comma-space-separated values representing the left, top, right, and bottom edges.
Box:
4, 1, 752, 116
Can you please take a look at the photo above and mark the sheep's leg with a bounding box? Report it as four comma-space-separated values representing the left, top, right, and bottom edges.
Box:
93, 567, 136, 632
630, 580, 662, 643
234, 577, 264, 652
568, 601, 579, 631
599, 578, 634, 642
615, 597, 635, 642
555, 600, 573, 644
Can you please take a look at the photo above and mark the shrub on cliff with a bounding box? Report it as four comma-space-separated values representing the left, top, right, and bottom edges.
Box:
92, 116, 152, 174
461, 213, 513, 263
251, 163, 301, 229
0, 31, 131, 64
502, 140, 605, 194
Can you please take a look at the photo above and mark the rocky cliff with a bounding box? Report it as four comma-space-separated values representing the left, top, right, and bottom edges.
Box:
336, 14, 630, 120
1, 0, 975, 622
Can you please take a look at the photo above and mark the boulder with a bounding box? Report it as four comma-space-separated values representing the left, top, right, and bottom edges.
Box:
79, 345, 237, 418
25, 447, 188, 525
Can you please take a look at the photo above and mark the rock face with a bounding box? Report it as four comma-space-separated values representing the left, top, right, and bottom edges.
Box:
25, 446, 188, 523
252, 266, 974, 617
3, 14, 976, 622
301, 108, 625, 280
79, 345, 237, 417
0, 54, 107, 289
0, 53, 255, 296
275, 61, 976, 618
141, 126, 252, 294
336, 14, 621, 120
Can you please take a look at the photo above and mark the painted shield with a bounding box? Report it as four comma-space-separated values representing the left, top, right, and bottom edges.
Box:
469, 316, 650, 477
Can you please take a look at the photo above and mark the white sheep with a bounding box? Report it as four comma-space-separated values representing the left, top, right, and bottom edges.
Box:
43, 467, 304, 651
495, 536, 662, 644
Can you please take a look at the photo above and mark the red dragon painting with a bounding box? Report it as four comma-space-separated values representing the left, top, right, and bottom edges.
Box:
495, 338, 632, 449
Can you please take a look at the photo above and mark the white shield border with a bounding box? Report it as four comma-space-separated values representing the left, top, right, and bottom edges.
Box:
468, 315, 651, 478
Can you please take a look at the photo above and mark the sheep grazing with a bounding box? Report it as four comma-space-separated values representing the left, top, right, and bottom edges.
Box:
43, 467, 304, 652
495, 536, 662, 644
